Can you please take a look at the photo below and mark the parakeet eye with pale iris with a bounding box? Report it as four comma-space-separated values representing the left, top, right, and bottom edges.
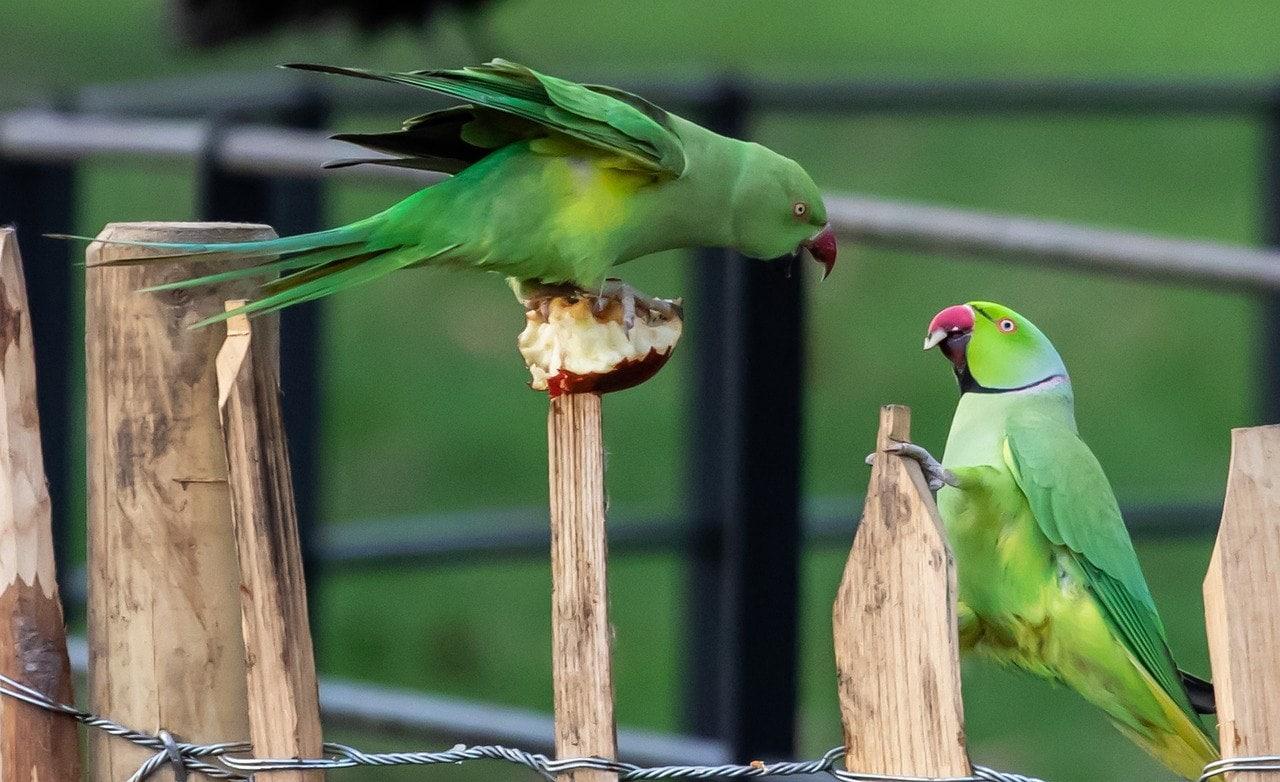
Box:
792, 202, 808, 219
999, 318, 1017, 333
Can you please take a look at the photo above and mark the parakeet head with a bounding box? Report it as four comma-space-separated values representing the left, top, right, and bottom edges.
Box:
730, 144, 836, 277
923, 301, 1067, 393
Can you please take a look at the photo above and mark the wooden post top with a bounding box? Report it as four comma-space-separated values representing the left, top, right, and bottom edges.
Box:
1204, 424, 1280, 780
832, 405, 971, 779
86, 221, 267, 782
0, 229, 58, 597
96, 220, 271, 233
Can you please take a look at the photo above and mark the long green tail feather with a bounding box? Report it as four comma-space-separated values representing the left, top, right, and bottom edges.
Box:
260, 251, 379, 295
47, 222, 376, 267
45, 217, 461, 328
192, 243, 460, 328
140, 243, 369, 292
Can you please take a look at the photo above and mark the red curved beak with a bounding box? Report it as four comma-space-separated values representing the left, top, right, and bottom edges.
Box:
924, 304, 975, 352
925, 304, 975, 371
801, 224, 837, 279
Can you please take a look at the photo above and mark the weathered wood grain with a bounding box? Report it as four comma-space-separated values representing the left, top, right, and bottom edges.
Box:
832, 405, 970, 779
1204, 425, 1280, 782
0, 228, 80, 780
548, 392, 617, 782
86, 222, 271, 781
217, 303, 324, 781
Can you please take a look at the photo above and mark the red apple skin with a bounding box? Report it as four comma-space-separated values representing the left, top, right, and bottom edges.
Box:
543, 346, 675, 397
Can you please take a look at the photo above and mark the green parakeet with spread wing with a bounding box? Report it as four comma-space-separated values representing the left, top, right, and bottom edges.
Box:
883, 301, 1219, 781
56, 60, 836, 325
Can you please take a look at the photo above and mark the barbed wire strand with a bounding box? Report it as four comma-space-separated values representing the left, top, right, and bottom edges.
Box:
0, 670, 1263, 782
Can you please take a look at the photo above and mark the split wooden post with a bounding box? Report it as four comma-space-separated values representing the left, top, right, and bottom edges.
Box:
1204, 424, 1280, 782
87, 222, 273, 781
832, 405, 971, 779
548, 392, 617, 782
0, 229, 81, 779
216, 303, 324, 780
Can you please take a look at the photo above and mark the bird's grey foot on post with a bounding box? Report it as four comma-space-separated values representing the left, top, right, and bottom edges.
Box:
864, 441, 958, 491
593, 278, 681, 331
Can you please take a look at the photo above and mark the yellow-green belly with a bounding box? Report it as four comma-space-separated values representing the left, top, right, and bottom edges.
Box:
938, 467, 1217, 780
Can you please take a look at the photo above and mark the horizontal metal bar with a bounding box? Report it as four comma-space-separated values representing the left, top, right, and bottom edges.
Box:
5, 109, 1279, 291
218, 124, 437, 184
0, 109, 435, 186
316, 508, 687, 567
0, 111, 207, 161
59, 498, 1214, 606
0, 109, 436, 185
300, 498, 1224, 568
73, 69, 1280, 118
64, 635, 728, 766
826, 194, 1280, 290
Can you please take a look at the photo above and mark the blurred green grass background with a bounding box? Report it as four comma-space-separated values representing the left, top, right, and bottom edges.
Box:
7, 2, 1278, 780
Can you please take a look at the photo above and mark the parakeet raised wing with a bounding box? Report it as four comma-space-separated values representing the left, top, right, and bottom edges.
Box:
290, 60, 687, 176
1004, 412, 1199, 723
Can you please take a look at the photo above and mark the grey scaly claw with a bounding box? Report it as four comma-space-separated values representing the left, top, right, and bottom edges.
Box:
588, 279, 622, 330
880, 441, 958, 491
620, 290, 636, 331
597, 278, 672, 333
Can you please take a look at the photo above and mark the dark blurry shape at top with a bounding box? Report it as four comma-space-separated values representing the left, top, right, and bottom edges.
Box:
171, 0, 500, 49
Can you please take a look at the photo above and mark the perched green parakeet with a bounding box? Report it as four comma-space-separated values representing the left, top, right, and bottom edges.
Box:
60, 60, 836, 325
898, 301, 1218, 781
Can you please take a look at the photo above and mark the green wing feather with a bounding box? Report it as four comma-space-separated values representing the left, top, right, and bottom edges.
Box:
323, 106, 505, 174
1002, 414, 1200, 722
287, 60, 687, 176
53, 60, 691, 326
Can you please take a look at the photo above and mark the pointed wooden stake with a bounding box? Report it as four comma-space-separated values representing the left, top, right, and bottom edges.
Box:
1204, 424, 1280, 782
548, 392, 617, 782
832, 405, 971, 779
217, 302, 324, 780
0, 228, 81, 780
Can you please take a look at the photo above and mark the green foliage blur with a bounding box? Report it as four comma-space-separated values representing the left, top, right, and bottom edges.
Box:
7, 2, 1278, 779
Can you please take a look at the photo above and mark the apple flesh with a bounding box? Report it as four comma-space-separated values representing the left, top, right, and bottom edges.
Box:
518, 293, 682, 396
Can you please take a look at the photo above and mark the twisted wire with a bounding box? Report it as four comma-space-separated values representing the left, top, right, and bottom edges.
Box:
7, 669, 1261, 782
1200, 755, 1280, 780
221, 740, 1047, 781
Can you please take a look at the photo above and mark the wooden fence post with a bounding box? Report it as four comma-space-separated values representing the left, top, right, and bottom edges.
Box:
1204, 424, 1280, 781
86, 222, 272, 780
548, 392, 617, 782
0, 229, 80, 779
216, 303, 324, 779
832, 405, 971, 779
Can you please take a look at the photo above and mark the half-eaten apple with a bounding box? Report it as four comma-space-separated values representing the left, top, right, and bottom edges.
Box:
518, 286, 682, 397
